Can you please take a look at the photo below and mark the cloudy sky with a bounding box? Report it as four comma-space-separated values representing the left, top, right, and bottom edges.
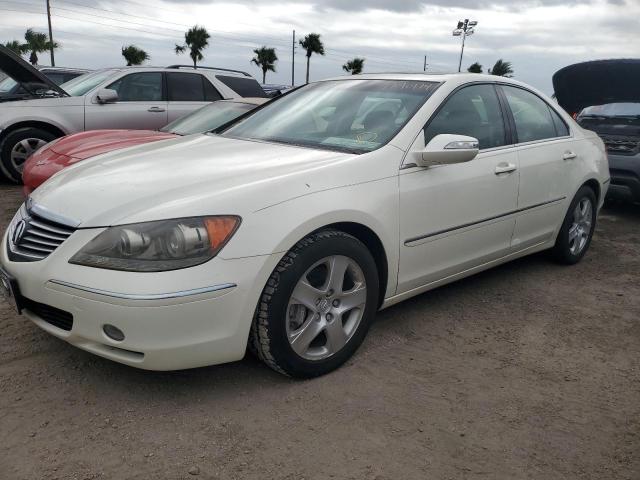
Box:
1, 0, 638, 93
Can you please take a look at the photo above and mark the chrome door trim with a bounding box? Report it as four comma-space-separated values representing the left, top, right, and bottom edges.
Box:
404, 196, 566, 246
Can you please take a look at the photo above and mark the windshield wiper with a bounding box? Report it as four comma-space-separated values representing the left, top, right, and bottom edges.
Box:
612, 115, 640, 120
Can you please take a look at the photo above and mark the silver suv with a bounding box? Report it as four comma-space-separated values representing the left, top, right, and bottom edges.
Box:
0, 45, 267, 182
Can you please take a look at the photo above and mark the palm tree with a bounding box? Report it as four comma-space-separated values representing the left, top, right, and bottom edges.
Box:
23, 28, 58, 65
175, 25, 210, 69
121, 45, 150, 66
467, 62, 483, 73
488, 59, 514, 77
299, 33, 325, 83
251, 46, 278, 84
342, 58, 364, 75
4, 40, 24, 55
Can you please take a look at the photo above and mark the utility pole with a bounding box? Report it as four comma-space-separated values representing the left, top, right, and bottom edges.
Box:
46, 0, 55, 66
452, 19, 477, 72
423, 55, 427, 72
291, 30, 295, 87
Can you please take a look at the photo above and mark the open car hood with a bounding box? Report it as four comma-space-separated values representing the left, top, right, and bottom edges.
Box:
552, 59, 640, 115
0, 45, 68, 100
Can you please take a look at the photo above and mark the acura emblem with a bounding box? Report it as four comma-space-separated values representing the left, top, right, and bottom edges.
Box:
12, 219, 27, 245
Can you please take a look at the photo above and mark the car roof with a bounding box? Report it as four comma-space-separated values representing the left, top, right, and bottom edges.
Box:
320, 72, 533, 88
38, 66, 92, 73
87, 66, 252, 77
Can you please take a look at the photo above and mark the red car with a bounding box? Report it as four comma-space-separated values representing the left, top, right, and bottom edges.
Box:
22, 98, 266, 196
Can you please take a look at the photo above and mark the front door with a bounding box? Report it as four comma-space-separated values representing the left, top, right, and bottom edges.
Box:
85, 71, 168, 131
397, 83, 519, 294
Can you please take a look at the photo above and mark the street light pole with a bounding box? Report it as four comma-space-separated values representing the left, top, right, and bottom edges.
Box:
453, 19, 477, 73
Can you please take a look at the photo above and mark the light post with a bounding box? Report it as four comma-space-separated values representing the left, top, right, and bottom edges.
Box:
453, 19, 477, 73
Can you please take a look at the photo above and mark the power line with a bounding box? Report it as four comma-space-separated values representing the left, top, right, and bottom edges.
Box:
1, 1, 422, 70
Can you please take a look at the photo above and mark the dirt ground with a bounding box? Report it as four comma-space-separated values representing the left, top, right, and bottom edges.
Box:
0, 183, 638, 480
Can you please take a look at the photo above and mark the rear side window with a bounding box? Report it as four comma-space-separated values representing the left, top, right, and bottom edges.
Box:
215, 75, 268, 97
204, 79, 223, 101
424, 84, 507, 150
167, 73, 202, 101
107, 72, 162, 101
549, 107, 569, 137
502, 86, 558, 143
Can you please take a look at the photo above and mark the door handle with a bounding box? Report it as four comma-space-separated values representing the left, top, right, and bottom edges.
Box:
495, 162, 517, 175
148, 107, 165, 113
563, 151, 577, 160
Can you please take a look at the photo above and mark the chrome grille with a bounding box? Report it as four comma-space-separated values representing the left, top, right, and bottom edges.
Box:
7, 204, 77, 262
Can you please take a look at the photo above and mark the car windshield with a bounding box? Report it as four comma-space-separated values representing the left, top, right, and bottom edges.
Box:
0, 76, 18, 93
161, 101, 257, 135
60, 69, 118, 96
579, 103, 640, 118
222, 79, 440, 154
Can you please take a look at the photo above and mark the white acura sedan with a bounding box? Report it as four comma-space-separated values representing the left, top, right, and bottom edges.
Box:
1, 74, 609, 377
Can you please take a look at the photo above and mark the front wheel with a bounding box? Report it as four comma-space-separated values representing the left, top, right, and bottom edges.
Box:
552, 186, 597, 264
251, 230, 379, 378
0, 128, 57, 183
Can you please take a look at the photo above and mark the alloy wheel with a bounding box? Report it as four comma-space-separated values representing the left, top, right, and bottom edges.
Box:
568, 197, 593, 255
10, 138, 47, 173
286, 255, 367, 361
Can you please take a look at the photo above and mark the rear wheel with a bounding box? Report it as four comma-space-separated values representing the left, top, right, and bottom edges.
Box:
0, 128, 57, 183
552, 186, 597, 264
251, 230, 379, 378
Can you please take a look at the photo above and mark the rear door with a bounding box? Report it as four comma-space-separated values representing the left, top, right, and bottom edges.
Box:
166, 72, 222, 123
85, 71, 167, 130
498, 85, 574, 250
397, 83, 520, 293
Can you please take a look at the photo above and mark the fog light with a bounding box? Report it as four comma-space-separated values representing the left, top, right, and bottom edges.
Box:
103, 324, 125, 342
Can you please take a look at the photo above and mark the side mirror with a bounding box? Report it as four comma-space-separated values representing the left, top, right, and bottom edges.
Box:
95, 88, 118, 104
416, 134, 479, 167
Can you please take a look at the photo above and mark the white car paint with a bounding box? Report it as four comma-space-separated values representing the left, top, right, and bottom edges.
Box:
1, 73, 609, 371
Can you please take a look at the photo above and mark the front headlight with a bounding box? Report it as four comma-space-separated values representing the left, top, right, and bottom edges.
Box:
69, 216, 240, 272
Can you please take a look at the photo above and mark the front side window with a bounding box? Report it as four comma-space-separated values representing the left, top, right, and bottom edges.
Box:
222, 79, 439, 154
107, 72, 162, 102
424, 84, 507, 149
502, 86, 558, 143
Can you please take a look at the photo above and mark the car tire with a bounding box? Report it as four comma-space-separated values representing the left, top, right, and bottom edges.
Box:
551, 185, 597, 265
250, 229, 379, 378
0, 128, 57, 183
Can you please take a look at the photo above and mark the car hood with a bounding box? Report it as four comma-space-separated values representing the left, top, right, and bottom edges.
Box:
31, 134, 359, 227
0, 94, 82, 111
0, 45, 68, 101
553, 59, 640, 114
49, 130, 179, 161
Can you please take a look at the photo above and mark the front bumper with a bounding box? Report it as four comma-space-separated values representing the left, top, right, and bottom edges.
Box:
607, 153, 640, 202
1, 225, 280, 370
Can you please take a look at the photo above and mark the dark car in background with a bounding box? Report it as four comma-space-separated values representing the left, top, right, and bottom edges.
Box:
554, 59, 640, 203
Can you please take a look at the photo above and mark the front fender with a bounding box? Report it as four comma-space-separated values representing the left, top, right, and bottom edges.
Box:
219, 175, 400, 299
